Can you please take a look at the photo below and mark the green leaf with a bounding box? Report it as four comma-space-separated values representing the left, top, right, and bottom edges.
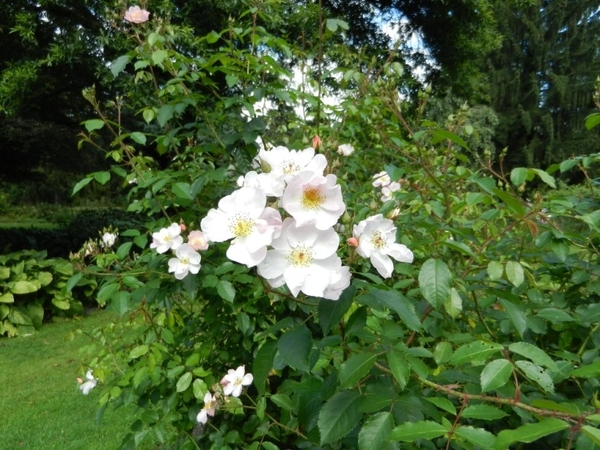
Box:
157, 104, 175, 127
509, 342, 558, 371
318, 390, 362, 445
585, 113, 600, 130
110, 54, 131, 77
418, 258, 452, 309
450, 340, 504, 366
278, 325, 312, 372
492, 188, 526, 217
536, 308, 574, 323
480, 359, 513, 392
0, 292, 14, 303
430, 129, 469, 150
97, 283, 120, 304
10, 280, 39, 294
387, 349, 410, 390
83, 119, 105, 133
494, 419, 568, 448
371, 290, 421, 331
515, 360, 554, 393
425, 397, 456, 415
130, 132, 147, 145
93, 171, 111, 185
444, 287, 462, 318
487, 261, 504, 281
433, 342, 453, 365
66, 272, 83, 293
455, 426, 496, 448
142, 108, 155, 124
72, 177, 92, 195
52, 298, 70, 310
461, 404, 508, 420
358, 412, 394, 450
176, 372, 192, 392
581, 425, 600, 445
172, 182, 193, 201
270, 394, 293, 411
111, 291, 130, 315
252, 340, 278, 397
570, 360, 600, 378
499, 299, 527, 338
510, 167, 529, 186
339, 353, 377, 390
390, 420, 448, 442
531, 169, 556, 188
217, 280, 235, 303
318, 284, 355, 335
129, 344, 149, 360
151, 49, 168, 65
505, 261, 524, 287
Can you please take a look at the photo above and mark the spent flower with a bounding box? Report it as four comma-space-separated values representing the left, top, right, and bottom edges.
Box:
78, 370, 97, 395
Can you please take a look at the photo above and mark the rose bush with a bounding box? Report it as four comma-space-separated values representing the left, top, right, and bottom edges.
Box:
73, 4, 600, 450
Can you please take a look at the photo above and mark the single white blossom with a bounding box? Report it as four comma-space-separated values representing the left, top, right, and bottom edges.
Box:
282, 171, 345, 230
322, 266, 352, 300
196, 391, 217, 424
101, 232, 117, 248
222, 365, 253, 398
236, 170, 285, 198
200, 187, 281, 267
124, 5, 150, 23
380, 181, 401, 202
258, 218, 343, 297
168, 244, 201, 280
353, 214, 413, 278
337, 144, 355, 156
78, 370, 97, 395
257, 146, 327, 185
150, 223, 183, 254
372, 171, 391, 188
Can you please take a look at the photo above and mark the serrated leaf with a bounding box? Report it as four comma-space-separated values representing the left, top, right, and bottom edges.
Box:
130, 132, 147, 145
492, 187, 526, 216
172, 182, 193, 201
487, 261, 504, 281
217, 280, 235, 303
157, 104, 175, 127
510, 167, 529, 186
390, 420, 448, 442
371, 290, 421, 331
581, 425, 600, 445
531, 169, 556, 188
319, 284, 355, 335
418, 258, 452, 309
425, 397, 456, 415
515, 360, 554, 393
271, 394, 293, 411
499, 299, 527, 338
461, 404, 508, 420
451, 340, 503, 366
151, 49, 168, 65
83, 119, 104, 132
505, 261, 524, 287
480, 359, 512, 392
358, 412, 394, 450
278, 325, 312, 372
318, 391, 362, 445
570, 360, 600, 378
252, 340, 277, 397
509, 342, 558, 371
110, 54, 131, 77
495, 419, 568, 448
536, 308, 574, 323
129, 344, 149, 360
387, 349, 409, 390
445, 287, 462, 318
176, 372, 192, 392
339, 353, 377, 389
455, 426, 496, 448
72, 177, 92, 195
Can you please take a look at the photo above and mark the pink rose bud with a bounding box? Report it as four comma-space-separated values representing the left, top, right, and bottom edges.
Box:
179, 222, 187, 232
347, 237, 359, 247
312, 135, 322, 150
188, 230, 209, 251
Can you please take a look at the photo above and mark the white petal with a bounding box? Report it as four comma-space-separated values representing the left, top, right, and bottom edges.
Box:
371, 252, 394, 278
387, 243, 414, 263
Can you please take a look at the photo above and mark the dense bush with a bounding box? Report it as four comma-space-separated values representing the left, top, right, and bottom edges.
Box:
69, 5, 600, 450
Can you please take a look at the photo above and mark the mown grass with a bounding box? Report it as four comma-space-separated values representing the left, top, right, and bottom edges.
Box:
0, 310, 149, 450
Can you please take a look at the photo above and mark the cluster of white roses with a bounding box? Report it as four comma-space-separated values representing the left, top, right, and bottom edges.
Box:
197, 365, 253, 425
149, 145, 415, 293
150, 223, 209, 280
201, 146, 350, 300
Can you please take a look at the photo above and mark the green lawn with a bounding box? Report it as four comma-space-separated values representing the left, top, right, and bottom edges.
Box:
0, 311, 148, 450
